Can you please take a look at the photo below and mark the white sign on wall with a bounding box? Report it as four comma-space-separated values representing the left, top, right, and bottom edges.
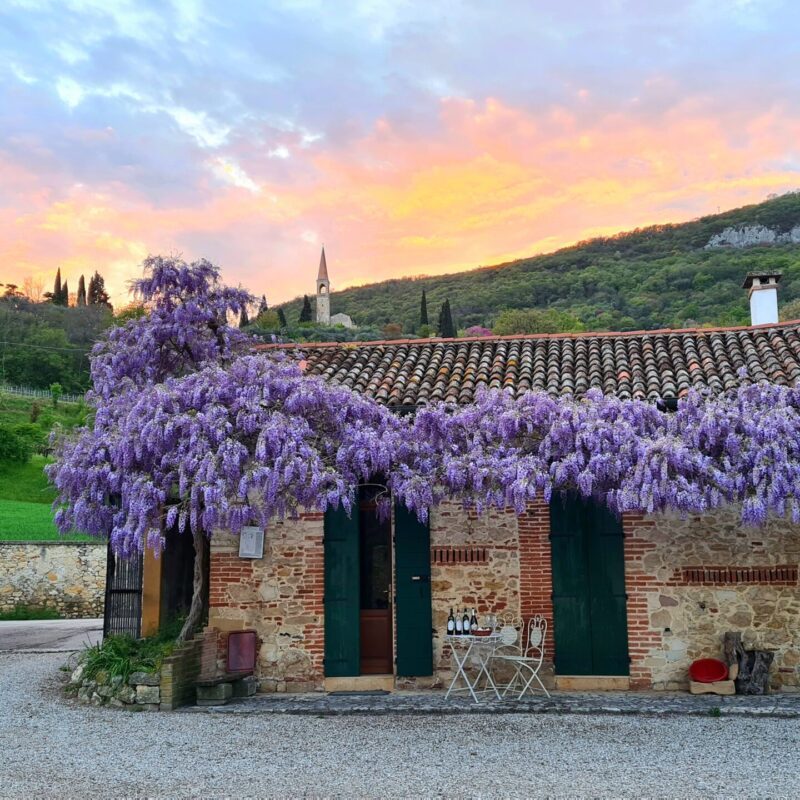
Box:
239, 526, 264, 559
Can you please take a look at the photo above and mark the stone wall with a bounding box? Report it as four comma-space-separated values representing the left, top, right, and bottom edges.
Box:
426, 505, 521, 685
624, 510, 800, 691
208, 514, 325, 692
0, 542, 106, 618
206, 501, 800, 693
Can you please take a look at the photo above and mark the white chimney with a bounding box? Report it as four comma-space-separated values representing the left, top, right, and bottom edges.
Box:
743, 271, 782, 326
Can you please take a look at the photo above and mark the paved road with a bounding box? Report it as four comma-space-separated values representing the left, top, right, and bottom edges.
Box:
1, 651, 800, 799
0, 618, 102, 652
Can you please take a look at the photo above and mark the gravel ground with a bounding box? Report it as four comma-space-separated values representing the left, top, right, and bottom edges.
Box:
2, 652, 800, 799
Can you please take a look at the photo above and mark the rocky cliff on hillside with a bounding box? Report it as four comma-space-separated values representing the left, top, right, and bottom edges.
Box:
706, 224, 800, 249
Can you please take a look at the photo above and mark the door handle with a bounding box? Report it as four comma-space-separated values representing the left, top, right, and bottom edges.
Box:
411, 575, 429, 582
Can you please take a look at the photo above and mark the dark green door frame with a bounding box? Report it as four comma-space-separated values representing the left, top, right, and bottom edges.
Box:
324, 499, 434, 679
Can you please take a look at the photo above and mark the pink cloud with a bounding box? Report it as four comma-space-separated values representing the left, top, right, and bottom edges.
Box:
2, 98, 799, 307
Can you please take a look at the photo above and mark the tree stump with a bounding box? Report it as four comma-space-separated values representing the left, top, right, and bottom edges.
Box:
723, 632, 774, 695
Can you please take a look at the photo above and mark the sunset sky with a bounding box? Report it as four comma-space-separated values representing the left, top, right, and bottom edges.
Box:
2, 1, 799, 308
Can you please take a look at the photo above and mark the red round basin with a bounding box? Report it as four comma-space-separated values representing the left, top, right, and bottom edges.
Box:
689, 658, 729, 683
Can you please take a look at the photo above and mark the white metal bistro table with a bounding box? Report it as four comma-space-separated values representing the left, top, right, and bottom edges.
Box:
444, 633, 502, 704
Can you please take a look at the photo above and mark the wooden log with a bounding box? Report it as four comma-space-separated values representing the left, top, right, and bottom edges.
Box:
723, 631, 773, 694
736, 650, 774, 695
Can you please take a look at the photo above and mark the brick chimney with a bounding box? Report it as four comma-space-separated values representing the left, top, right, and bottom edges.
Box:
743, 271, 781, 326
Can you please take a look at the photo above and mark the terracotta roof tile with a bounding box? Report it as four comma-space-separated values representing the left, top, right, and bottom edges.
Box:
255, 321, 800, 406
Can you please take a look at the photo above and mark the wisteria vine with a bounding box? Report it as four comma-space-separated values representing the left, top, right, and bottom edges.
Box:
48, 257, 800, 573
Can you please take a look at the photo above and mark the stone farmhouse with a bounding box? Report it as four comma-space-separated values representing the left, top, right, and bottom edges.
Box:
134, 270, 800, 694
188, 269, 800, 694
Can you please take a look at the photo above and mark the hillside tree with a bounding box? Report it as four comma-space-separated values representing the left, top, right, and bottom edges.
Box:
438, 299, 456, 338
299, 295, 312, 323
87, 271, 111, 308
420, 290, 429, 327
51, 268, 65, 306
77, 275, 87, 307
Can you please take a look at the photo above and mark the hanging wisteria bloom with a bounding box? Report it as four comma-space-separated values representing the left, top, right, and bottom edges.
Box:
48, 256, 800, 640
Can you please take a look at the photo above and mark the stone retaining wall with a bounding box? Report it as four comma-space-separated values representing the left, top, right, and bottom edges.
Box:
0, 542, 106, 618
68, 634, 206, 711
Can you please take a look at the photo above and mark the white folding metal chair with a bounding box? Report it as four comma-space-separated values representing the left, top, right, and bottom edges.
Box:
493, 615, 551, 699
485, 614, 522, 695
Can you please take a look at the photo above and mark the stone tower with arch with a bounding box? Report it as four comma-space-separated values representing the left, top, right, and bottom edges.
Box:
316, 246, 330, 325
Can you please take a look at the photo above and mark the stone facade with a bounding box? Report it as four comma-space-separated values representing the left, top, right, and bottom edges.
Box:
0, 542, 106, 618
207, 502, 800, 693
208, 514, 325, 692
427, 506, 521, 686
624, 509, 800, 691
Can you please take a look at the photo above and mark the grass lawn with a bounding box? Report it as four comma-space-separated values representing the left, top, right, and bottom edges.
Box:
0, 605, 61, 620
0, 455, 91, 542
0, 391, 87, 429
0, 393, 95, 542
0, 498, 91, 541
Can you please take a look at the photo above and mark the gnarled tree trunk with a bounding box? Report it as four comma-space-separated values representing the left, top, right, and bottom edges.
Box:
177, 525, 208, 643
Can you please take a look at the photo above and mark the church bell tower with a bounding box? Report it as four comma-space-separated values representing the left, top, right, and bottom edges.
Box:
316, 246, 330, 325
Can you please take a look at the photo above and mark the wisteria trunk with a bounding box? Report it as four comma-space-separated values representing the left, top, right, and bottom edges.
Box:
178, 526, 207, 643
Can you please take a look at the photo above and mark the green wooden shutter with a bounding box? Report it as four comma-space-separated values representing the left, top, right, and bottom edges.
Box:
394, 504, 433, 677
550, 495, 630, 676
586, 503, 630, 676
324, 503, 360, 677
550, 496, 593, 675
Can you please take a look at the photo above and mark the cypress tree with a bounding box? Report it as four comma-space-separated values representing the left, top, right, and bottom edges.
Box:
77, 275, 87, 306
53, 268, 63, 305
438, 299, 456, 338
299, 295, 312, 323
61, 280, 69, 307
239, 305, 249, 328
420, 290, 429, 327
277, 308, 288, 328
258, 295, 268, 315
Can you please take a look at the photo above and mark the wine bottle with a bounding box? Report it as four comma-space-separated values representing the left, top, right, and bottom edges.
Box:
455, 612, 463, 635
462, 608, 471, 635
447, 608, 455, 636
470, 609, 478, 631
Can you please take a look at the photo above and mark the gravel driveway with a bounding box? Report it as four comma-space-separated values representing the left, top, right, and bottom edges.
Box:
1, 652, 799, 799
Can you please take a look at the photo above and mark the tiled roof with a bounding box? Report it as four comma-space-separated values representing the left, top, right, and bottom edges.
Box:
256, 321, 800, 406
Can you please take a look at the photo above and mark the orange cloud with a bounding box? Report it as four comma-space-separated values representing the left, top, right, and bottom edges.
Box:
2, 98, 799, 306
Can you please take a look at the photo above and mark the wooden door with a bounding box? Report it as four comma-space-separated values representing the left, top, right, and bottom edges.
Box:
550, 495, 629, 676
358, 501, 393, 674
394, 504, 433, 677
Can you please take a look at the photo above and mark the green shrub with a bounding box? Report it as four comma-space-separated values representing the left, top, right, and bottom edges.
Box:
80, 624, 182, 682
11, 423, 45, 453
0, 424, 32, 463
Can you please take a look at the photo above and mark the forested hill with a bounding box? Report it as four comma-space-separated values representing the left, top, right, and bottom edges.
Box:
277, 192, 800, 334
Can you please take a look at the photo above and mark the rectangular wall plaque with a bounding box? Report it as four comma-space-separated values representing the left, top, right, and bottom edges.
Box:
239, 526, 264, 559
